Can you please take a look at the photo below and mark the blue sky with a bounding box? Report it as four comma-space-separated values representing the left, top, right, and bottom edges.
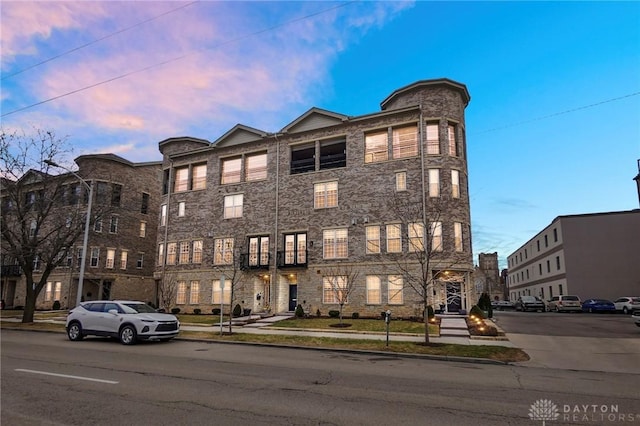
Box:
2, 1, 639, 268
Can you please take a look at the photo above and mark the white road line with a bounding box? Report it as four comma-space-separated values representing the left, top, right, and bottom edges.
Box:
15, 369, 119, 384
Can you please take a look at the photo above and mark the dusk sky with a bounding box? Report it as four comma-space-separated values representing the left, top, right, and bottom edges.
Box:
2, 1, 639, 268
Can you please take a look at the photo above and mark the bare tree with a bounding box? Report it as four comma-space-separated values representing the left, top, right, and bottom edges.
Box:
386, 195, 469, 344
158, 273, 178, 312
212, 238, 245, 334
322, 264, 360, 326
0, 128, 97, 323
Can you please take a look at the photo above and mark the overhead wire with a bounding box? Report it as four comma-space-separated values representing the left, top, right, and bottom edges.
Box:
1, 1, 358, 118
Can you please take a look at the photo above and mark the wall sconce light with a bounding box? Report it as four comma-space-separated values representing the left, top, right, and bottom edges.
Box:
351, 218, 357, 226
363, 217, 369, 223
309, 241, 313, 248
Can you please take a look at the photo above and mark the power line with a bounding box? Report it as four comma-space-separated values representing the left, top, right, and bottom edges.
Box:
1, 1, 357, 118
473, 91, 640, 135
2, 1, 200, 81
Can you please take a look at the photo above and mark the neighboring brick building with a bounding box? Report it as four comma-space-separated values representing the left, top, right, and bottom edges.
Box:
472, 252, 507, 303
156, 78, 475, 317
507, 210, 640, 303
1, 154, 162, 309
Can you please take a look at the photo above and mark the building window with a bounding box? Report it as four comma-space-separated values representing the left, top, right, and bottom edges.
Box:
245, 153, 268, 181
212, 279, 231, 304
179, 241, 190, 264
221, 157, 242, 184
178, 201, 186, 217
388, 275, 403, 304
447, 124, 458, 156
556, 256, 561, 270
451, 170, 460, 198
386, 224, 402, 253
549, 286, 553, 298
174, 167, 189, 192
45, 282, 62, 302
323, 229, 348, 259
559, 284, 563, 295
319, 139, 346, 170
538, 263, 542, 275
141, 192, 149, 214
248, 236, 270, 267
366, 276, 381, 305
426, 123, 439, 155
323, 275, 347, 304
454, 222, 463, 252
90, 248, 100, 267
167, 242, 177, 265
430, 221, 443, 252
189, 281, 200, 304
553, 228, 558, 242
91, 216, 102, 232
284, 233, 307, 265
160, 204, 167, 226
314, 181, 338, 209
364, 130, 388, 163
395, 171, 407, 191
176, 281, 187, 305
45, 282, 53, 302
408, 222, 425, 252
192, 240, 203, 264
214, 238, 234, 265
291, 144, 315, 174
136, 253, 144, 269
106, 249, 115, 269
139, 221, 146, 238
192, 163, 207, 190
392, 125, 418, 159
157, 243, 164, 266
109, 216, 118, 233
544, 235, 548, 247
111, 184, 122, 207
224, 194, 243, 219
537, 240, 540, 251
120, 251, 128, 270
428, 169, 440, 197
365, 225, 381, 254
546, 260, 551, 273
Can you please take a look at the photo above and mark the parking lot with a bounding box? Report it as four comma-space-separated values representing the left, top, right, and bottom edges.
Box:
492, 310, 639, 338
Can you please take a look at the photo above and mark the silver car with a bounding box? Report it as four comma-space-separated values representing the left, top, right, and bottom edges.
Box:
547, 295, 582, 312
66, 300, 180, 345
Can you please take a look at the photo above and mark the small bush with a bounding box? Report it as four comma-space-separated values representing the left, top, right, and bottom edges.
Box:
171, 307, 181, 314
328, 310, 340, 318
52, 300, 61, 310
232, 303, 242, 318
295, 304, 304, 318
212, 308, 221, 315
316, 309, 321, 317
469, 305, 485, 319
351, 312, 359, 319
426, 305, 434, 319
193, 308, 201, 315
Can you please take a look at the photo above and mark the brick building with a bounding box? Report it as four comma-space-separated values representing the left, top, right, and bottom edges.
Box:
1, 154, 162, 310
156, 78, 474, 317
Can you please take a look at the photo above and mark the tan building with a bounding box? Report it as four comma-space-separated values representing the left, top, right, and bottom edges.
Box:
472, 252, 507, 303
155, 78, 475, 318
507, 210, 640, 302
1, 154, 162, 310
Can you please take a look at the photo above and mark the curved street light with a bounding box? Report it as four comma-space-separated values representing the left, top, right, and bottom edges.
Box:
44, 159, 93, 307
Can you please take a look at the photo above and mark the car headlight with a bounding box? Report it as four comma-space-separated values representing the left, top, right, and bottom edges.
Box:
141, 320, 156, 323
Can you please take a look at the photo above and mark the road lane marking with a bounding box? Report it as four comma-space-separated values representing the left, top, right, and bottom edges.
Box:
15, 369, 118, 384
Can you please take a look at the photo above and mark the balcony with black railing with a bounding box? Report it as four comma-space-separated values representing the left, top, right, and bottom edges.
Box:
239, 253, 271, 270
276, 250, 308, 268
1, 265, 22, 277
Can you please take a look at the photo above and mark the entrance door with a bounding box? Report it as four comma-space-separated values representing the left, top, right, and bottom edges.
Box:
446, 283, 462, 312
288, 285, 297, 312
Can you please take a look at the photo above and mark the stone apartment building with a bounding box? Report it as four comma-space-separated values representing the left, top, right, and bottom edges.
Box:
155, 78, 475, 318
507, 210, 640, 302
472, 252, 507, 302
1, 154, 162, 310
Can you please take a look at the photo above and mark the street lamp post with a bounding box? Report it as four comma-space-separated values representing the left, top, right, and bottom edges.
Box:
44, 160, 93, 307
633, 159, 640, 208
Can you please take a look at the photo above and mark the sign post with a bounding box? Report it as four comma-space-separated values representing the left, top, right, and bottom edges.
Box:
219, 275, 225, 336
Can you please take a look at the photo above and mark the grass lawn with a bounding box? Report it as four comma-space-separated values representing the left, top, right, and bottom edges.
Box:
271, 317, 438, 335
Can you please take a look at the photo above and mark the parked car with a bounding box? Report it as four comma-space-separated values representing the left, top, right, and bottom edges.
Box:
581, 298, 616, 313
613, 297, 640, 315
66, 300, 180, 345
547, 295, 582, 312
514, 296, 546, 312
492, 300, 515, 311
633, 311, 640, 327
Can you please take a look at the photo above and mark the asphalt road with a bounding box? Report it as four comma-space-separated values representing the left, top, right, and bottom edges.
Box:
2, 330, 639, 426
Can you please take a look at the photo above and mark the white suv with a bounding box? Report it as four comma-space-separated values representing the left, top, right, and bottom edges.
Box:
66, 300, 180, 345
613, 297, 640, 315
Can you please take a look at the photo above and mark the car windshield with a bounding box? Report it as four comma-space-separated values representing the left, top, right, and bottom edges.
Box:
121, 303, 157, 314
563, 296, 579, 301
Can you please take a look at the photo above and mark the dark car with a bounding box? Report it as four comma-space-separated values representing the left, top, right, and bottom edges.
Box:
581, 298, 616, 313
514, 296, 546, 312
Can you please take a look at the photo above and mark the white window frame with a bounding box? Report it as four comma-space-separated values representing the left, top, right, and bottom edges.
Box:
139, 221, 147, 238
176, 281, 187, 305
386, 224, 402, 253
366, 276, 381, 305
109, 216, 118, 233
454, 222, 463, 252
166, 242, 177, 265
120, 251, 128, 270
451, 170, 460, 198
365, 225, 381, 254
189, 281, 200, 304
428, 169, 440, 197
90, 247, 100, 267
392, 125, 418, 159
246, 153, 268, 181
179, 241, 190, 264
192, 240, 203, 264
160, 204, 167, 226
322, 275, 347, 304
178, 201, 186, 217
314, 181, 338, 209
174, 167, 189, 192
426, 123, 439, 155
192, 163, 207, 190
323, 229, 348, 259
106, 248, 115, 269
395, 171, 407, 191
364, 130, 388, 163
224, 194, 243, 219
221, 157, 242, 184
214, 238, 234, 265
408, 222, 425, 252
388, 275, 403, 305
157, 243, 164, 266
430, 221, 443, 252
448, 124, 458, 156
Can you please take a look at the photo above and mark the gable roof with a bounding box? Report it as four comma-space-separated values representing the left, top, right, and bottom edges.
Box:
280, 107, 349, 134
212, 124, 268, 148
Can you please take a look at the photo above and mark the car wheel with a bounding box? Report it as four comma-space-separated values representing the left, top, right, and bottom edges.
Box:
67, 322, 84, 341
119, 325, 137, 345
555, 306, 560, 313
623, 307, 629, 315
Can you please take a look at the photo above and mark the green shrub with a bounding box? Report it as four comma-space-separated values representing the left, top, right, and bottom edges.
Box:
469, 305, 485, 319
171, 307, 181, 314
212, 308, 221, 315
328, 310, 340, 318
426, 305, 434, 319
232, 303, 242, 318
193, 308, 201, 315
316, 309, 321, 317
478, 292, 493, 318
351, 312, 359, 319
52, 300, 61, 310
295, 304, 304, 318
